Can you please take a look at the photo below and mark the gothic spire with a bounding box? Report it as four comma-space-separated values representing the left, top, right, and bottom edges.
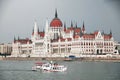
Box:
83, 21, 85, 29
75, 22, 77, 28
14, 36, 16, 42
102, 30, 104, 35
32, 27, 34, 34
55, 9, 58, 18
18, 36, 20, 40
110, 29, 112, 35
43, 28, 45, 33
34, 20, 38, 35
45, 19, 49, 33
64, 22, 66, 31
71, 21, 73, 28
38, 27, 39, 33
82, 21, 85, 32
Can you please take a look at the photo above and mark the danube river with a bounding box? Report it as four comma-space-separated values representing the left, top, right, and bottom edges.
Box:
0, 60, 120, 80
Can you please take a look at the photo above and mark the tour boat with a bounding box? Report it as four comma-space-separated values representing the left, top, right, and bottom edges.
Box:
32, 61, 67, 72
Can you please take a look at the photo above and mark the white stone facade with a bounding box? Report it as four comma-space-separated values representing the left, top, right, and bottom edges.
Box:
11, 11, 118, 57
0, 43, 12, 54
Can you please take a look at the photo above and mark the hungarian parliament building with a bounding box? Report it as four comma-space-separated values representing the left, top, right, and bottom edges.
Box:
11, 11, 118, 57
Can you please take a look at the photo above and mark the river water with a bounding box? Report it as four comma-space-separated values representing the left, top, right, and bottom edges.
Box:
0, 60, 120, 80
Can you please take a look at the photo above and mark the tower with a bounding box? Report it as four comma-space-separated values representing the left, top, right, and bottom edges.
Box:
50, 9, 63, 39
34, 20, 38, 35
31, 20, 39, 41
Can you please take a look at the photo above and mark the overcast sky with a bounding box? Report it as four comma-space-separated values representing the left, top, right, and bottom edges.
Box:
0, 0, 120, 43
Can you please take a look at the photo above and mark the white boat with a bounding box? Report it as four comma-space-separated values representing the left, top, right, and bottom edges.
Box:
32, 61, 67, 72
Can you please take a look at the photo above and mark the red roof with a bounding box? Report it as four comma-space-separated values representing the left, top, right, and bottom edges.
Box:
74, 35, 80, 39
14, 38, 32, 44
104, 35, 112, 40
65, 27, 74, 33
38, 32, 45, 37
65, 29, 71, 33
32, 32, 45, 37
74, 28, 81, 33
50, 18, 62, 27
51, 37, 72, 42
83, 34, 95, 39
94, 31, 99, 36
68, 27, 74, 31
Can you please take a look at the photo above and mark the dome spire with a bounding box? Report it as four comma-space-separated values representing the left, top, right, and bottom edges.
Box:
55, 9, 58, 18
50, 10, 62, 27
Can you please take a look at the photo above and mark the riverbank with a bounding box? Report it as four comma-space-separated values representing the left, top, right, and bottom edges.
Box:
1, 57, 120, 62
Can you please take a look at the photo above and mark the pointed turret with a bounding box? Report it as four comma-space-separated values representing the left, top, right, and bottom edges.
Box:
82, 21, 85, 33
38, 27, 39, 33
43, 28, 45, 33
102, 30, 104, 35
64, 22, 66, 31
33, 20, 38, 35
75, 22, 77, 28
71, 21, 73, 28
18, 36, 20, 40
14, 36, 16, 43
45, 19, 49, 33
32, 27, 34, 35
110, 29, 112, 37
110, 30, 112, 35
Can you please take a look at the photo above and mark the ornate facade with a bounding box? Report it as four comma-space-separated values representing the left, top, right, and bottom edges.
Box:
12, 11, 118, 57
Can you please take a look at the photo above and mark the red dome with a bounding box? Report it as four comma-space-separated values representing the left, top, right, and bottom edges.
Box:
50, 18, 63, 27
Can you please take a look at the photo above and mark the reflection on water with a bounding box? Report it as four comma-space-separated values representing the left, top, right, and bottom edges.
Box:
0, 69, 33, 71
0, 61, 120, 80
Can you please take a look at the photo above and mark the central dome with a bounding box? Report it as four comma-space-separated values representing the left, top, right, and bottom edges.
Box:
50, 18, 63, 27
50, 10, 63, 27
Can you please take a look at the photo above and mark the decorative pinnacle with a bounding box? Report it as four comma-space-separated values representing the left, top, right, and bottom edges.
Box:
14, 36, 16, 41
110, 29, 112, 35
64, 22, 66, 28
76, 22, 77, 28
71, 21, 73, 27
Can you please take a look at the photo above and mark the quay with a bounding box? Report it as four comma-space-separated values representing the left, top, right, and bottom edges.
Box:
1, 55, 120, 62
